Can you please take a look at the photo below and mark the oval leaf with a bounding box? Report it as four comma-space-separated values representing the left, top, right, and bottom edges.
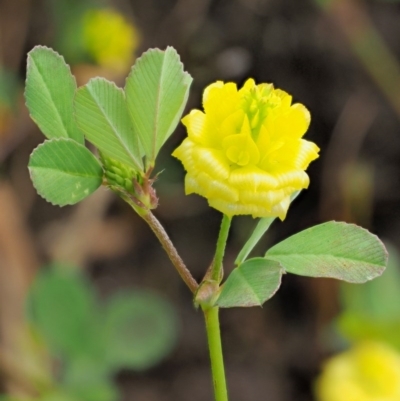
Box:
216, 258, 283, 308
265, 221, 387, 283
74, 78, 143, 171
28, 265, 98, 358
29, 138, 103, 206
102, 291, 178, 370
25, 46, 83, 143
125, 47, 192, 167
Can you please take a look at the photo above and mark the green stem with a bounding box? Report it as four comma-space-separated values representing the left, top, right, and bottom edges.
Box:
211, 214, 231, 282
204, 307, 228, 401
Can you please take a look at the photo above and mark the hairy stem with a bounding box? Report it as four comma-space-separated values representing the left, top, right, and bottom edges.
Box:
142, 211, 198, 293
204, 307, 228, 401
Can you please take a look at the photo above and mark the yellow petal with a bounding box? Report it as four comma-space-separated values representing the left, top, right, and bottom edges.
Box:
229, 166, 277, 191
272, 168, 310, 190
223, 132, 260, 166
294, 139, 320, 169
196, 172, 239, 203
181, 110, 207, 145
203, 82, 239, 120
239, 188, 286, 210
218, 110, 246, 142
192, 146, 230, 180
172, 138, 197, 174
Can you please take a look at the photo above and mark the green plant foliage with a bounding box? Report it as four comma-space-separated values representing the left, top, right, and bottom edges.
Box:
125, 47, 192, 167
216, 258, 283, 308
28, 139, 103, 206
235, 217, 275, 266
40, 392, 76, 401
63, 358, 118, 401
235, 191, 300, 266
337, 243, 400, 350
25, 46, 83, 144
74, 78, 143, 171
265, 221, 387, 283
61, 356, 119, 401
27, 266, 179, 401
28, 266, 100, 359
0, 67, 18, 109
102, 291, 179, 370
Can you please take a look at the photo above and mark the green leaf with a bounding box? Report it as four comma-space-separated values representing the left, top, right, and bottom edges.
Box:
340, 242, 400, 320
235, 191, 300, 266
125, 47, 192, 167
28, 265, 99, 358
102, 291, 178, 370
25, 46, 83, 143
265, 221, 387, 283
29, 138, 103, 206
63, 359, 118, 401
216, 258, 283, 308
0, 67, 18, 109
74, 78, 143, 171
336, 242, 400, 350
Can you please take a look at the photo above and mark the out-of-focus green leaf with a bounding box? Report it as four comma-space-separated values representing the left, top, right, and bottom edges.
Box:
216, 258, 283, 308
0, 67, 18, 109
28, 139, 103, 206
40, 391, 77, 401
68, 381, 118, 401
28, 266, 99, 359
25, 46, 83, 143
125, 47, 192, 167
235, 191, 300, 266
341, 243, 400, 320
337, 243, 400, 350
102, 291, 178, 370
337, 314, 400, 351
63, 358, 118, 401
265, 222, 387, 283
74, 78, 143, 171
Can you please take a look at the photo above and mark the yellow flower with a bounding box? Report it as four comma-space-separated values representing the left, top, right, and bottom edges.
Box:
83, 8, 140, 73
315, 342, 400, 401
172, 79, 319, 218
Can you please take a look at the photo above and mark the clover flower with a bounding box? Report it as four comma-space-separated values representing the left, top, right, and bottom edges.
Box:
315, 341, 400, 401
83, 9, 139, 73
172, 79, 319, 218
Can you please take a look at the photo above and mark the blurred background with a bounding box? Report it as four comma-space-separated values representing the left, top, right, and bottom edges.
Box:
1, 0, 400, 400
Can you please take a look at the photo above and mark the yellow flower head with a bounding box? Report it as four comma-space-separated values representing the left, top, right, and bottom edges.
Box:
172, 79, 319, 218
315, 342, 400, 401
83, 8, 139, 73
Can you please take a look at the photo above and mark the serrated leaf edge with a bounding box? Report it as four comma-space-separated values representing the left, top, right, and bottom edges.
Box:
28, 138, 103, 207
125, 46, 192, 163
25, 45, 82, 143
74, 77, 143, 171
